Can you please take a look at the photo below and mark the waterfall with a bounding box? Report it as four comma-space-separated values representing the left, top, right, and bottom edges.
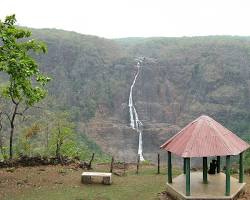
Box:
128, 58, 145, 161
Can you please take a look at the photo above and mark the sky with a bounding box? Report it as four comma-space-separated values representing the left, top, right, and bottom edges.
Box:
1, 0, 250, 39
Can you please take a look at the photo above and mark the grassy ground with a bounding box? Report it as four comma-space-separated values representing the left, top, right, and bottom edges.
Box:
0, 164, 249, 200
0, 163, 180, 200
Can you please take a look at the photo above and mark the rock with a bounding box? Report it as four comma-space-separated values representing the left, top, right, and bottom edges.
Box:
23, 179, 28, 184
54, 181, 63, 184
113, 171, 125, 176
58, 169, 67, 175
6, 167, 15, 173
16, 180, 24, 186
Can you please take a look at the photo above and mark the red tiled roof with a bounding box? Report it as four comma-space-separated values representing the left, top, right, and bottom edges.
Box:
160, 115, 250, 158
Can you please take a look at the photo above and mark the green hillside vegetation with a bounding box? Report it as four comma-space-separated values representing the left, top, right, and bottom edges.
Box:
0, 15, 250, 163
31, 30, 250, 132
0, 16, 110, 161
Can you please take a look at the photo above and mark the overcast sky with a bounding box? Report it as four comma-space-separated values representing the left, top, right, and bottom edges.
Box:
1, 0, 250, 38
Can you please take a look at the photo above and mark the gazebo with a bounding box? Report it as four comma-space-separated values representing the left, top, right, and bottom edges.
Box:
160, 115, 250, 200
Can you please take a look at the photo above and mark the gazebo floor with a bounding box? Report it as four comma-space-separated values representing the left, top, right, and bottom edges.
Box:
166, 172, 246, 200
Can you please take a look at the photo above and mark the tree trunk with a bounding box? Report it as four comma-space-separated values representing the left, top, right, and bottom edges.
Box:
88, 153, 95, 170
0, 116, 4, 159
0, 129, 6, 160
56, 122, 61, 160
9, 103, 18, 159
110, 156, 114, 173
9, 124, 14, 159
56, 139, 60, 158
46, 122, 49, 149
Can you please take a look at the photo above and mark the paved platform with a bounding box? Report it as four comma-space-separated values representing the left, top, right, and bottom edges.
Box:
166, 172, 246, 200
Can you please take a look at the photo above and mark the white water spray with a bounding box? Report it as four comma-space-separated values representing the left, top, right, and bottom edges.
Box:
128, 58, 145, 161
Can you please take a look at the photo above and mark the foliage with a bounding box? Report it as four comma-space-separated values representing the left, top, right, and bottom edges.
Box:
80, 97, 97, 121
3, 24, 250, 163
16, 123, 41, 156
0, 15, 50, 105
242, 134, 250, 170
13, 110, 109, 161
0, 15, 50, 158
76, 132, 111, 162
28, 29, 250, 130
46, 112, 75, 158
245, 150, 250, 170
0, 146, 8, 160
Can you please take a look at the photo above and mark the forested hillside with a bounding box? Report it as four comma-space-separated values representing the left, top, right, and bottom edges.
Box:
4, 27, 250, 161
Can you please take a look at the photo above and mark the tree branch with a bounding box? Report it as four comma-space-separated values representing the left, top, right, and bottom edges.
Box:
9, 81, 18, 106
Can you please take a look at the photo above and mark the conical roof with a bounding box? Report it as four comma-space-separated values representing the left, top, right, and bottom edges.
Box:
160, 115, 250, 158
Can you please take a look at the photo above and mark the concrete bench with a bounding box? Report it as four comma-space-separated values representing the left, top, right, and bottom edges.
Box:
81, 172, 112, 185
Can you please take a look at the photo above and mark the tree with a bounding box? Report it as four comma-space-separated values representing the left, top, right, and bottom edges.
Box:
16, 123, 40, 157
0, 15, 50, 159
49, 112, 77, 160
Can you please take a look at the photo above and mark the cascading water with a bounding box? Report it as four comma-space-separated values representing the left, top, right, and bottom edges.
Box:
128, 58, 145, 161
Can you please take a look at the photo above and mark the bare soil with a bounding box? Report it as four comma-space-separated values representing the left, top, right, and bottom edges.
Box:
0, 163, 162, 200
0, 164, 82, 199
0, 164, 249, 200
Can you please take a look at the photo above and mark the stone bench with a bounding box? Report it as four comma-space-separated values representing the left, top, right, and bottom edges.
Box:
81, 172, 112, 185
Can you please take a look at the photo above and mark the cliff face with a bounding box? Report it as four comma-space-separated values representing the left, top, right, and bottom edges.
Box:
32, 29, 250, 161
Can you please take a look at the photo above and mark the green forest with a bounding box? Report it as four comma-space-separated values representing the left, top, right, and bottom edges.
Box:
0, 15, 109, 162
0, 15, 250, 167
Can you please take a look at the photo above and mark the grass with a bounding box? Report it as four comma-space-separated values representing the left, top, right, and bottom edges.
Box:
1, 164, 181, 200
1, 163, 250, 200
16, 175, 162, 200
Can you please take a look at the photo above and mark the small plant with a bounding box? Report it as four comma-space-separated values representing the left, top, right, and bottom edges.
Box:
230, 168, 239, 174
141, 160, 151, 165
6, 167, 15, 173
58, 168, 67, 175
0, 146, 8, 160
